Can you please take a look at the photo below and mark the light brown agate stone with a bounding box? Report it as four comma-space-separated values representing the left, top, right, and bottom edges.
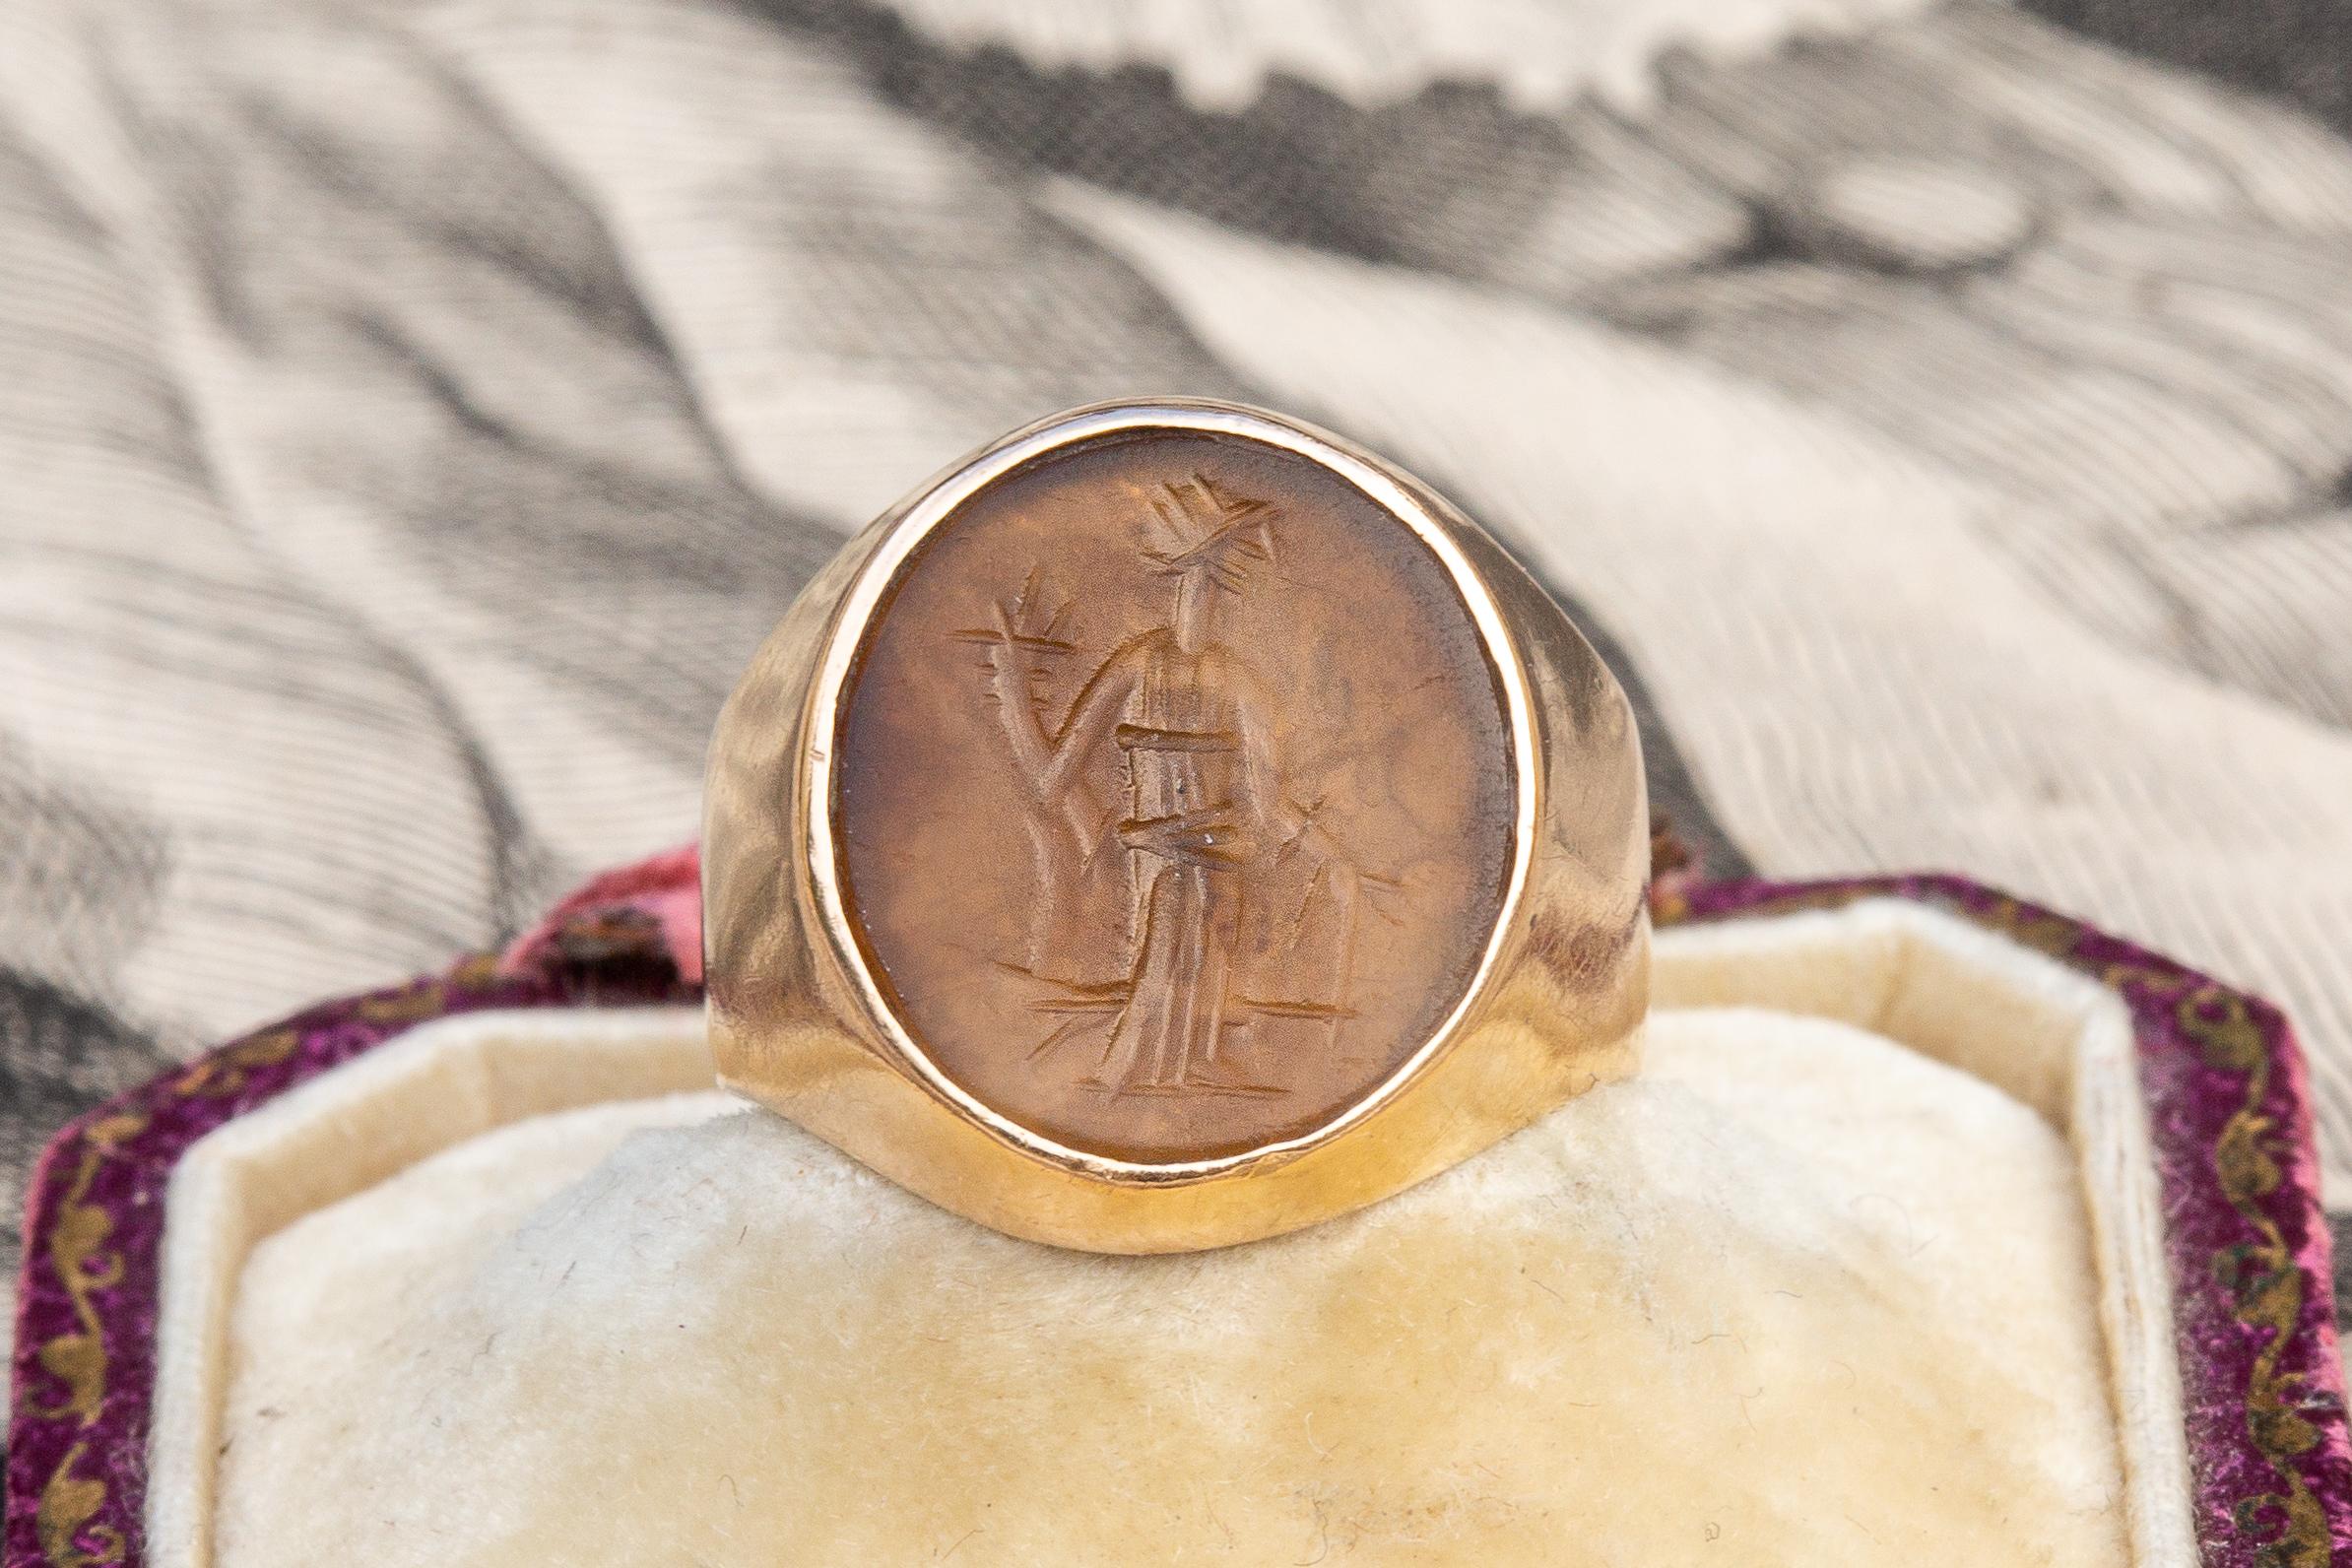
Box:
832, 430, 1516, 1163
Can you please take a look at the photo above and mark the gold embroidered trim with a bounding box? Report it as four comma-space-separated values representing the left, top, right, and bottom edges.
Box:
28, 1111, 145, 1568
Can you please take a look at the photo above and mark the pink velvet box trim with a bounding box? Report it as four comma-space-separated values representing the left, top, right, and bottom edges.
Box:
7, 850, 2346, 1568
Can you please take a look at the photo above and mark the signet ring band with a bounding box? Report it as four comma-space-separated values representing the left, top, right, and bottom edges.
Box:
704, 399, 1650, 1253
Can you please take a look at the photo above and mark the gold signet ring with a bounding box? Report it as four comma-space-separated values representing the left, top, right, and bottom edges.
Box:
705, 399, 1649, 1252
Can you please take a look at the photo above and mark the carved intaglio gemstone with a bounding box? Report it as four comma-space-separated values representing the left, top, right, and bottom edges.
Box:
709, 401, 1646, 1249
833, 430, 1517, 1163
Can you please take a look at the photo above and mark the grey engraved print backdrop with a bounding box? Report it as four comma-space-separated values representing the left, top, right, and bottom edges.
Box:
4, 0, 2352, 1360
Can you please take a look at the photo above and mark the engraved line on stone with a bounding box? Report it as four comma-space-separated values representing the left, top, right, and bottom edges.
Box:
953, 471, 1386, 1103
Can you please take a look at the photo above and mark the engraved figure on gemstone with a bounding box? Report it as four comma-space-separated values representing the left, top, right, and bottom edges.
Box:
962, 476, 1377, 1098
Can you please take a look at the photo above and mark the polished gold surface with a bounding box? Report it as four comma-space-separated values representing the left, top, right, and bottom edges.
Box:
705, 399, 1649, 1252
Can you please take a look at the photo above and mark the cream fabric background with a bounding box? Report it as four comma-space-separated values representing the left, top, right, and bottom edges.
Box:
212, 1013, 2124, 1566
136, 900, 2190, 1566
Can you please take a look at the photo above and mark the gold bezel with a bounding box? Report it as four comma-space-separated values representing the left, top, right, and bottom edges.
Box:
800, 400, 1541, 1183
704, 396, 1648, 1252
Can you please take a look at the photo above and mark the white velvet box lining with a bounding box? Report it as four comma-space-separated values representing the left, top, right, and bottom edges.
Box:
143, 899, 2193, 1566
